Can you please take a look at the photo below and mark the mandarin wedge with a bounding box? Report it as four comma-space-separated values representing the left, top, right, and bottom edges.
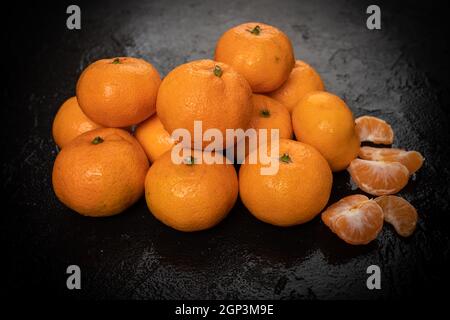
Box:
322, 195, 384, 245
359, 146, 424, 175
375, 195, 418, 237
347, 159, 409, 196
355, 115, 394, 144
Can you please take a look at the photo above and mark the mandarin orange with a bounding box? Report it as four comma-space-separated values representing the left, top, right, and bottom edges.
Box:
77, 57, 161, 127
145, 149, 238, 232
52, 96, 103, 148
239, 139, 332, 226
269, 60, 324, 113
215, 22, 295, 92
52, 128, 149, 217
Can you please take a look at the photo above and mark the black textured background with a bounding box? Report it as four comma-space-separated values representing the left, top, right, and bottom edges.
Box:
1, 0, 450, 299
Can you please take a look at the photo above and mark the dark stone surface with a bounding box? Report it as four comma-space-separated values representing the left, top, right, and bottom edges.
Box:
2, 0, 450, 299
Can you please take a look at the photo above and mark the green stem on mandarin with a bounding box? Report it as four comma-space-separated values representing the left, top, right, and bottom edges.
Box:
92, 136, 104, 145
280, 153, 292, 163
213, 65, 223, 77
247, 25, 261, 35
184, 156, 196, 165
260, 109, 271, 118
112, 58, 121, 64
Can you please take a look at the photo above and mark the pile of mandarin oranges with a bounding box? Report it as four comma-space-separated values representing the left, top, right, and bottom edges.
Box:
52, 22, 424, 245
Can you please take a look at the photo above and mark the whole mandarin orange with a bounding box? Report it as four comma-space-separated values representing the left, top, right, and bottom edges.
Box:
215, 22, 295, 93
52, 128, 149, 217
145, 149, 238, 232
239, 139, 332, 226
52, 96, 103, 148
234, 94, 293, 159
292, 91, 360, 171
269, 60, 325, 113
76, 57, 161, 127
156, 60, 253, 150
135, 114, 175, 162
249, 94, 293, 139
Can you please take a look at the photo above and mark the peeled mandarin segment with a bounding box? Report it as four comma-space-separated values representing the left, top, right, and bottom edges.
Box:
332, 201, 384, 245
347, 158, 409, 196
375, 195, 418, 237
359, 146, 424, 175
355, 116, 394, 144
322, 194, 369, 230
322, 195, 384, 245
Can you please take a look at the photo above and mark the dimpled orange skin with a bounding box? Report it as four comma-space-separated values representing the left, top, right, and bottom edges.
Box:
214, 22, 295, 93
52, 128, 149, 217
52, 96, 103, 148
239, 139, 332, 226
135, 114, 175, 163
269, 60, 325, 113
156, 59, 253, 150
76, 57, 161, 127
292, 91, 360, 172
145, 149, 238, 232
